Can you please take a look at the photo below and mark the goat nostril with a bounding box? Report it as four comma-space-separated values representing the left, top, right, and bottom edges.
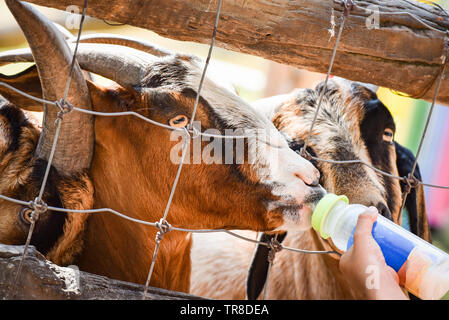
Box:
376, 202, 392, 220
306, 179, 320, 187
294, 172, 319, 187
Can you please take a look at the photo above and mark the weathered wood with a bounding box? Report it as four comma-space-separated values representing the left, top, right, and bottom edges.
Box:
0, 243, 204, 300
22, 0, 449, 106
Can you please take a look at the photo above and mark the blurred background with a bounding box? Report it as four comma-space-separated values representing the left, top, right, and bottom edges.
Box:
0, 0, 448, 251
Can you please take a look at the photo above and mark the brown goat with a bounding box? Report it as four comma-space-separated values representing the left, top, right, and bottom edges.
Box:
189, 79, 430, 299
0, 97, 93, 266
0, 0, 326, 293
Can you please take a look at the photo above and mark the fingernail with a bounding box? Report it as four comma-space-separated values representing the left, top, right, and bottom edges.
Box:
366, 207, 379, 218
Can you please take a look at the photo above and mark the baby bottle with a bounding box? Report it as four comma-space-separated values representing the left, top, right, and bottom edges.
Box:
311, 193, 449, 300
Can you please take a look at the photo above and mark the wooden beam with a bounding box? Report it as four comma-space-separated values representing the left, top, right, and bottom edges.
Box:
0, 243, 204, 300
23, 0, 449, 105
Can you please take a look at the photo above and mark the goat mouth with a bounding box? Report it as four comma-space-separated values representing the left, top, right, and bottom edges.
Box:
267, 185, 326, 212
268, 185, 326, 231
304, 185, 327, 208
276, 203, 303, 213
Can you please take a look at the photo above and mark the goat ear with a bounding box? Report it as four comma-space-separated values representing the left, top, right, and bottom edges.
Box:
349, 82, 378, 101
87, 79, 138, 114
46, 172, 94, 266
394, 141, 431, 242
246, 232, 287, 300
0, 65, 43, 111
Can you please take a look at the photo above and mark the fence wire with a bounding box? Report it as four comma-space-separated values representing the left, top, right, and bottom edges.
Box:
0, 0, 448, 300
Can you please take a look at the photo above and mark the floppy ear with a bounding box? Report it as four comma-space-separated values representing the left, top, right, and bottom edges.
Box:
0, 65, 43, 112
394, 142, 431, 242
246, 232, 287, 300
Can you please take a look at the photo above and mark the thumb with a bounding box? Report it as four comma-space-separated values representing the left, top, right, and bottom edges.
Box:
352, 207, 378, 244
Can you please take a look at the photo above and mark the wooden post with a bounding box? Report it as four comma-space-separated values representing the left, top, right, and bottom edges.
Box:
0, 243, 204, 300
22, 0, 449, 105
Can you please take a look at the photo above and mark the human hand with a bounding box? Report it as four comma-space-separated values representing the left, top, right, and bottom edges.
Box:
339, 207, 407, 300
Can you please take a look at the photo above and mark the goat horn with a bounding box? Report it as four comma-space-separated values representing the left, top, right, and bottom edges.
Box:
76, 34, 172, 57
53, 22, 76, 41
0, 48, 34, 66
0, 43, 155, 88
71, 43, 155, 88
6, 0, 94, 174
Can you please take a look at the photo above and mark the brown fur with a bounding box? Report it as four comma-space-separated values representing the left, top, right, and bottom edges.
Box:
0, 101, 94, 265
416, 186, 430, 241
46, 173, 94, 266
0, 65, 43, 112
0, 113, 39, 245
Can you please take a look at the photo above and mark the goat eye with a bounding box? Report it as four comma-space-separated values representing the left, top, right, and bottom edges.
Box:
383, 128, 394, 144
19, 207, 34, 225
169, 115, 189, 128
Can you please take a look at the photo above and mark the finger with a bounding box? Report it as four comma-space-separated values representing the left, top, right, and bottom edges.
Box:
364, 206, 379, 220
352, 208, 378, 244
386, 266, 400, 284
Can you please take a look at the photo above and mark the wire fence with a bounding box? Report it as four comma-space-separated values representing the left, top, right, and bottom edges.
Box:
0, 0, 448, 300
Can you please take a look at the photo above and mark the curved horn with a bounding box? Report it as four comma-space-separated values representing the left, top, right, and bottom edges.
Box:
77, 34, 172, 57
0, 43, 156, 89
0, 48, 34, 66
53, 22, 76, 41
6, 0, 94, 174
72, 44, 155, 88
